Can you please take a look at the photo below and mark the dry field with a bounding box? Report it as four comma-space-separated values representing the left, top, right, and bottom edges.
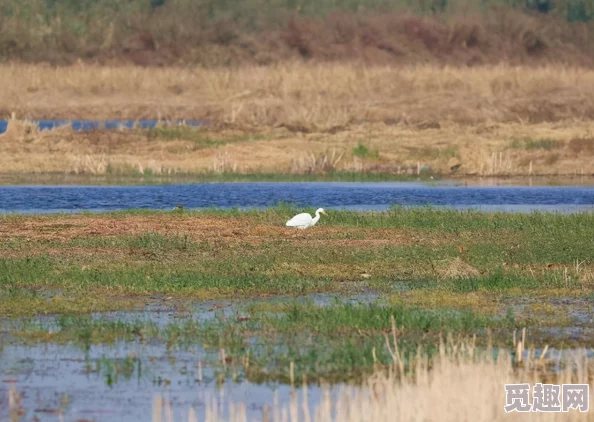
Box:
2, 63, 594, 177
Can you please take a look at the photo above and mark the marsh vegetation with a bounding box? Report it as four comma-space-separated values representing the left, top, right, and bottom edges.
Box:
1, 208, 593, 420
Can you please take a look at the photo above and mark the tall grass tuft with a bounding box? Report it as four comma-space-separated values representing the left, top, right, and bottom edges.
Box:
150, 329, 593, 422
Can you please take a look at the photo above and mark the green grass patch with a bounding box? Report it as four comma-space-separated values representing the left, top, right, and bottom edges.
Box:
7, 297, 587, 384
146, 127, 269, 150
6, 301, 516, 383
510, 137, 561, 151
0, 286, 141, 317
352, 142, 379, 159
0, 171, 438, 186
1, 207, 594, 316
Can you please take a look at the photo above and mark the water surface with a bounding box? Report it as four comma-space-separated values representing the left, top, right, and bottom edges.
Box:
0, 119, 207, 134
0, 182, 593, 214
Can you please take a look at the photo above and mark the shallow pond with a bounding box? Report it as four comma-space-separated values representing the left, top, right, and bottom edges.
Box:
1, 293, 378, 421
1, 293, 593, 422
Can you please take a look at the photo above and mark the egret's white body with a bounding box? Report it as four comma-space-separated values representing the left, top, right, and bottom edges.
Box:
285, 208, 327, 229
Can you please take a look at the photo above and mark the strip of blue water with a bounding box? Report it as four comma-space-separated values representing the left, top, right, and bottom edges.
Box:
0, 182, 593, 214
0, 119, 208, 134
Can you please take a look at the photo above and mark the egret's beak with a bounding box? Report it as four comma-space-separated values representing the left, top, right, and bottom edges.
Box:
321, 210, 328, 216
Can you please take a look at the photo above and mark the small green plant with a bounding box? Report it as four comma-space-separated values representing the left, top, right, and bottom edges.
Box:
352, 142, 379, 159
128, 231, 196, 251
567, 0, 594, 23
510, 137, 560, 150
147, 126, 267, 150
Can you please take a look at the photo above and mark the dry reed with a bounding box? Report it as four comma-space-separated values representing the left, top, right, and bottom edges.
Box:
3, 63, 594, 177
2, 63, 594, 127
151, 325, 593, 422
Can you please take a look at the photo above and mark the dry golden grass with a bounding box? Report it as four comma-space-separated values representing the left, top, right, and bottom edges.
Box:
2, 62, 594, 125
3, 63, 594, 177
150, 332, 594, 422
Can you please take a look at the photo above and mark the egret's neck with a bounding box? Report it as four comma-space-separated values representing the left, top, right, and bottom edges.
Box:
312, 211, 321, 225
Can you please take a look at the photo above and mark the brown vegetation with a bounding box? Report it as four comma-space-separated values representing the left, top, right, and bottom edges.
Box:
3, 6, 594, 68
0, 214, 435, 247
2, 59, 594, 178
2, 116, 594, 177
2, 62, 594, 125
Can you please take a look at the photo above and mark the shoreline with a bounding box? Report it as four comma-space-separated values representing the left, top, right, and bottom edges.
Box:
1, 172, 594, 186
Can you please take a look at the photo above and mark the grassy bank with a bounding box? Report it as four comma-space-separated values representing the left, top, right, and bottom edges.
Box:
5, 118, 594, 177
3, 63, 594, 177
1, 207, 594, 317
3, 119, 594, 177
0, 171, 438, 185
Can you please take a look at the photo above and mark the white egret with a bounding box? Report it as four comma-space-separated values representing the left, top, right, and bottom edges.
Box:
285, 208, 328, 229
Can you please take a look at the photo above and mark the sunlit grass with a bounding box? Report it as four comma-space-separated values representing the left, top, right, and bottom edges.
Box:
3, 64, 594, 177
1, 207, 593, 317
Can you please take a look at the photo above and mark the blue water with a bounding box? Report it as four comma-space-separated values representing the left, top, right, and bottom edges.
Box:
0, 341, 343, 422
1, 182, 593, 214
0, 119, 207, 134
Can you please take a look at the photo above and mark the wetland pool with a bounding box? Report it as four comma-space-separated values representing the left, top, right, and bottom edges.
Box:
1, 293, 593, 422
